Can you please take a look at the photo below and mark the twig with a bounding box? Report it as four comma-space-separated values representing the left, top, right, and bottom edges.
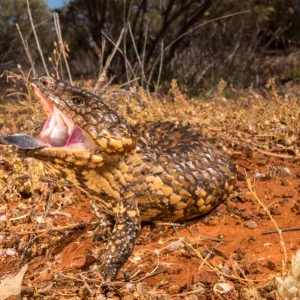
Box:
119, 77, 140, 88
131, 250, 161, 282
101, 30, 135, 77
58, 272, 86, 283
123, 26, 130, 85
26, 0, 49, 76
174, 287, 206, 297
151, 221, 182, 227
198, 247, 214, 270
94, 40, 106, 81
57, 272, 124, 286
246, 174, 287, 271
128, 23, 146, 84
54, 12, 73, 84
0, 221, 97, 236
254, 147, 296, 159
142, 21, 149, 79
101, 75, 116, 90
155, 40, 164, 92
262, 227, 300, 235
126, 0, 134, 23
93, 29, 125, 93
79, 274, 95, 296
16, 23, 37, 77
9, 212, 32, 221
122, 1, 132, 84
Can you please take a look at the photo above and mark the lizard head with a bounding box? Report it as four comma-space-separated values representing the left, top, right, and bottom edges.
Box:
30, 77, 135, 152
0, 77, 136, 167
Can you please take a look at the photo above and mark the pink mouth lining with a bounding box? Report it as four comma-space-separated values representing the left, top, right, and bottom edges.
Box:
31, 84, 95, 149
37, 106, 86, 148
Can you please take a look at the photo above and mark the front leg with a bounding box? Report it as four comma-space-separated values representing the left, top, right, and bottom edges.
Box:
101, 194, 141, 281
92, 212, 114, 242
90, 201, 115, 242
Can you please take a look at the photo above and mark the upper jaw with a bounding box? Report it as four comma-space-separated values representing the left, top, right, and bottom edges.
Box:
30, 82, 54, 113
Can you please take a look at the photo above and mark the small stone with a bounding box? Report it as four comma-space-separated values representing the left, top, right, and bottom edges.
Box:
213, 282, 234, 294
201, 250, 213, 259
167, 266, 183, 275
72, 255, 96, 269
291, 200, 300, 215
242, 261, 262, 274
288, 286, 299, 295
5, 248, 17, 256
263, 283, 274, 292
220, 266, 231, 275
237, 172, 246, 181
265, 260, 276, 271
236, 203, 247, 211
249, 235, 256, 242
167, 241, 183, 252
125, 283, 135, 292
270, 207, 281, 215
244, 221, 257, 229
192, 270, 218, 284
279, 199, 290, 205
235, 248, 246, 257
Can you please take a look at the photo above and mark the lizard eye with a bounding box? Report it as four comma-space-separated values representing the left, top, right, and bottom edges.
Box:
71, 97, 84, 106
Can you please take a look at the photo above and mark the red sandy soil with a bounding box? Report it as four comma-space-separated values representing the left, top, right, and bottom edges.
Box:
0, 151, 299, 299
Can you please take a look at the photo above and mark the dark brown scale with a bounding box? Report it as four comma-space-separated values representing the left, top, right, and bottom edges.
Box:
16, 77, 237, 282
133, 121, 236, 220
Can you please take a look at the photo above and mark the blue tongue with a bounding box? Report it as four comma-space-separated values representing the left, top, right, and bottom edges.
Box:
0, 124, 45, 149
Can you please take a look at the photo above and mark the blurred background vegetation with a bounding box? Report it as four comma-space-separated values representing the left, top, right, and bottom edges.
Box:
1, 0, 300, 94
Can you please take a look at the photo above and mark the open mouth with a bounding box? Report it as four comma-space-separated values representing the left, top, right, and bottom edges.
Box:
0, 83, 95, 150
30, 84, 95, 149
31, 84, 89, 149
